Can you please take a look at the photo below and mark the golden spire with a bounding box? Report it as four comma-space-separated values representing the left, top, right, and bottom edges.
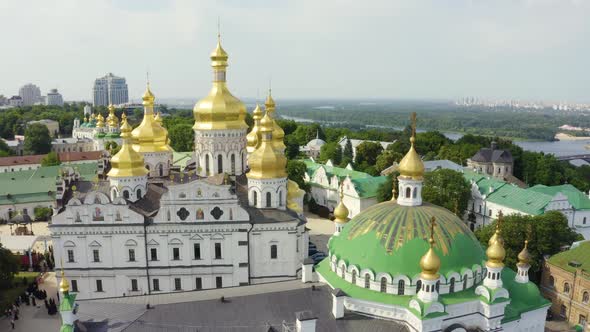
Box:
131, 82, 172, 153
247, 112, 287, 179
488, 211, 505, 246
246, 103, 263, 153
419, 217, 441, 280
486, 212, 506, 268
193, 33, 248, 131
333, 184, 350, 223
59, 259, 70, 294
391, 176, 397, 201
108, 114, 150, 178
398, 112, 424, 180
517, 240, 532, 266
264, 89, 286, 153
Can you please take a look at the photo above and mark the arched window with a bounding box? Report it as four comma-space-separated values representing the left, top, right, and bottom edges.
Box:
266, 192, 272, 208
549, 276, 555, 288
405, 187, 411, 198
583, 291, 589, 304
564, 282, 571, 293
380, 277, 387, 293
351, 270, 357, 285
364, 274, 370, 289
463, 276, 468, 290
217, 154, 223, 174
397, 280, 405, 295
136, 189, 142, 199
123, 190, 129, 199
279, 191, 283, 206
231, 154, 236, 175
270, 244, 277, 259
584, 217, 587, 225
412, 187, 417, 198
436, 281, 440, 292
341, 265, 345, 278
449, 277, 455, 293
416, 280, 422, 292
158, 164, 163, 177
253, 191, 258, 207
205, 155, 210, 175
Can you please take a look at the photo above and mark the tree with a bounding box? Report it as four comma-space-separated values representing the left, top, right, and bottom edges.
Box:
354, 141, 383, 169
342, 138, 353, 166
475, 211, 582, 283
377, 173, 395, 202
0, 139, 13, 157
24, 123, 52, 154
41, 151, 60, 166
422, 169, 471, 217
34, 206, 53, 221
287, 160, 309, 192
0, 244, 18, 289
375, 150, 402, 174
284, 135, 300, 160
319, 142, 342, 165
168, 124, 194, 151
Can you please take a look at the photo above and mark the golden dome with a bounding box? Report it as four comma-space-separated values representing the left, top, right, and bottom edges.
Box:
246, 104, 263, 153
247, 112, 287, 179
96, 113, 105, 128
193, 36, 248, 131
419, 218, 441, 280
287, 179, 305, 213
333, 185, 350, 224
131, 84, 172, 153
106, 104, 119, 128
264, 90, 286, 153
59, 269, 69, 293
517, 240, 532, 266
488, 213, 505, 246
398, 113, 424, 180
108, 114, 150, 178
486, 229, 506, 267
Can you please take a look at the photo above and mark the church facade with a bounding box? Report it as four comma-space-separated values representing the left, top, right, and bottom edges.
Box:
49, 36, 308, 300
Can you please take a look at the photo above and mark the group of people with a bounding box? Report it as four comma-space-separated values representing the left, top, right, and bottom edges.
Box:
3, 275, 59, 330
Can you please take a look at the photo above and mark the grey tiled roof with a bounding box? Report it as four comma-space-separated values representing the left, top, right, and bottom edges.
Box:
471, 148, 513, 163
123, 286, 407, 332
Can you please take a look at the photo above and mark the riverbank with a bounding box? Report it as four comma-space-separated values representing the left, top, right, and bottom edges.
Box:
555, 132, 590, 141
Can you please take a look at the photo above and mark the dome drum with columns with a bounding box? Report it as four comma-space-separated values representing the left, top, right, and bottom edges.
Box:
316, 113, 550, 332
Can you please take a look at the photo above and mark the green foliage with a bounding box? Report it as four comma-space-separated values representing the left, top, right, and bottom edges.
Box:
34, 206, 53, 221
475, 211, 582, 283
0, 244, 18, 289
104, 141, 120, 155
319, 142, 342, 165
168, 124, 194, 151
287, 160, 309, 192
41, 151, 60, 166
24, 123, 52, 154
0, 139, 13, 157
375, 150, 402, 173
422, 169, 471, 217
377, 174, 395, 202
342, 138, 353, 165
354, 141, 383, 169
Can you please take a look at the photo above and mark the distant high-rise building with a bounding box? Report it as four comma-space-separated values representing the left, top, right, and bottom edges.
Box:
19, 83, 41, 106
46, 88, 64, 106
92, 73, 128, 106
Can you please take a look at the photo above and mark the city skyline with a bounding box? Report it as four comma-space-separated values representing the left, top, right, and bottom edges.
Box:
1, 0, 590, 102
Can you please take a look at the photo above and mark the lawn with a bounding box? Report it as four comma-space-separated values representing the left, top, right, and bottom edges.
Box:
0, 271, 40, 313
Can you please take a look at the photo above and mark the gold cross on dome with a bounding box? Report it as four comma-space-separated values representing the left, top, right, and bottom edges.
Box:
410, 112, 417, 138
429, 216, 436, 244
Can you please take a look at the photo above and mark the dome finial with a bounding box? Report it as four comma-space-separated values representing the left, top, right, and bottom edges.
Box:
517, 225, 532, 266
419, 217, 441, 280
391, 176, 397, 201
486, 211, 506, 267
59, 258, 70, 294
333, 183, 350, 224
398, 112, 424, 180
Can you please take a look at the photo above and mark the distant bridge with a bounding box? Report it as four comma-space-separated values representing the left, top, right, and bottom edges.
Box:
557, 154, 590, 162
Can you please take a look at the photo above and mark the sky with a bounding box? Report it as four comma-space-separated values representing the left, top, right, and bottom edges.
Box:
1, 0, 590, 102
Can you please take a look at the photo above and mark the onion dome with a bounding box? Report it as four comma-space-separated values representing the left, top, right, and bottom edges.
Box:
193, 35, 248, 131
486, 227, 506, 268
247, 112, 287, 179
106, 104, 119, 128
420, 218, 441, 280
488, 213, 505, 246
398, 137, 424, 180
517, 240, 532, 266
264, 90, 286, 153
131, 84, 172, 153
59, 269, 69, 293
333, 186, 350, 224
108, 114, 149, 178
96, 113, 105, 128
246, 103, 263, 153
286, 179, 305, 213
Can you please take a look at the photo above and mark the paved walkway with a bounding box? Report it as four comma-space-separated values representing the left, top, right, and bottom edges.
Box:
304, 211, 334, 236
0, 272, 60, 332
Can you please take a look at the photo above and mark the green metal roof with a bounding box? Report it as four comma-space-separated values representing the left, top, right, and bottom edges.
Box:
303, 159, 385, 198
529, 184, 590, 210
350, 176, 388, 198
546, 241, 590, 275
59, 293, 76, 311
486, 185, 553, 216
0, 163, 98, 205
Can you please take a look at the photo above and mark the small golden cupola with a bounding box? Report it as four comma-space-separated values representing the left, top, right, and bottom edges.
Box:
193, 34, 248, 131
247, 112, 287, 179
517, 240, 532, 266
246, 103, 263, 153
59, 268, 70, 294
486, 221, 506, 268
108, 114, 150, 178
334, 185, 350, 224
96, 113, 105, 128
419, 217, 441, 280
131, 83, 171, 153
398, 113, 424, 180
106, 104, 119, 129
264, 90, 286, 154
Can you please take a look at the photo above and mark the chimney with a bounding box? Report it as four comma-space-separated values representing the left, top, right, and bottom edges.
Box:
301, 258, 315, 283
331, 288, 346, 319
295, 311, 317, 332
